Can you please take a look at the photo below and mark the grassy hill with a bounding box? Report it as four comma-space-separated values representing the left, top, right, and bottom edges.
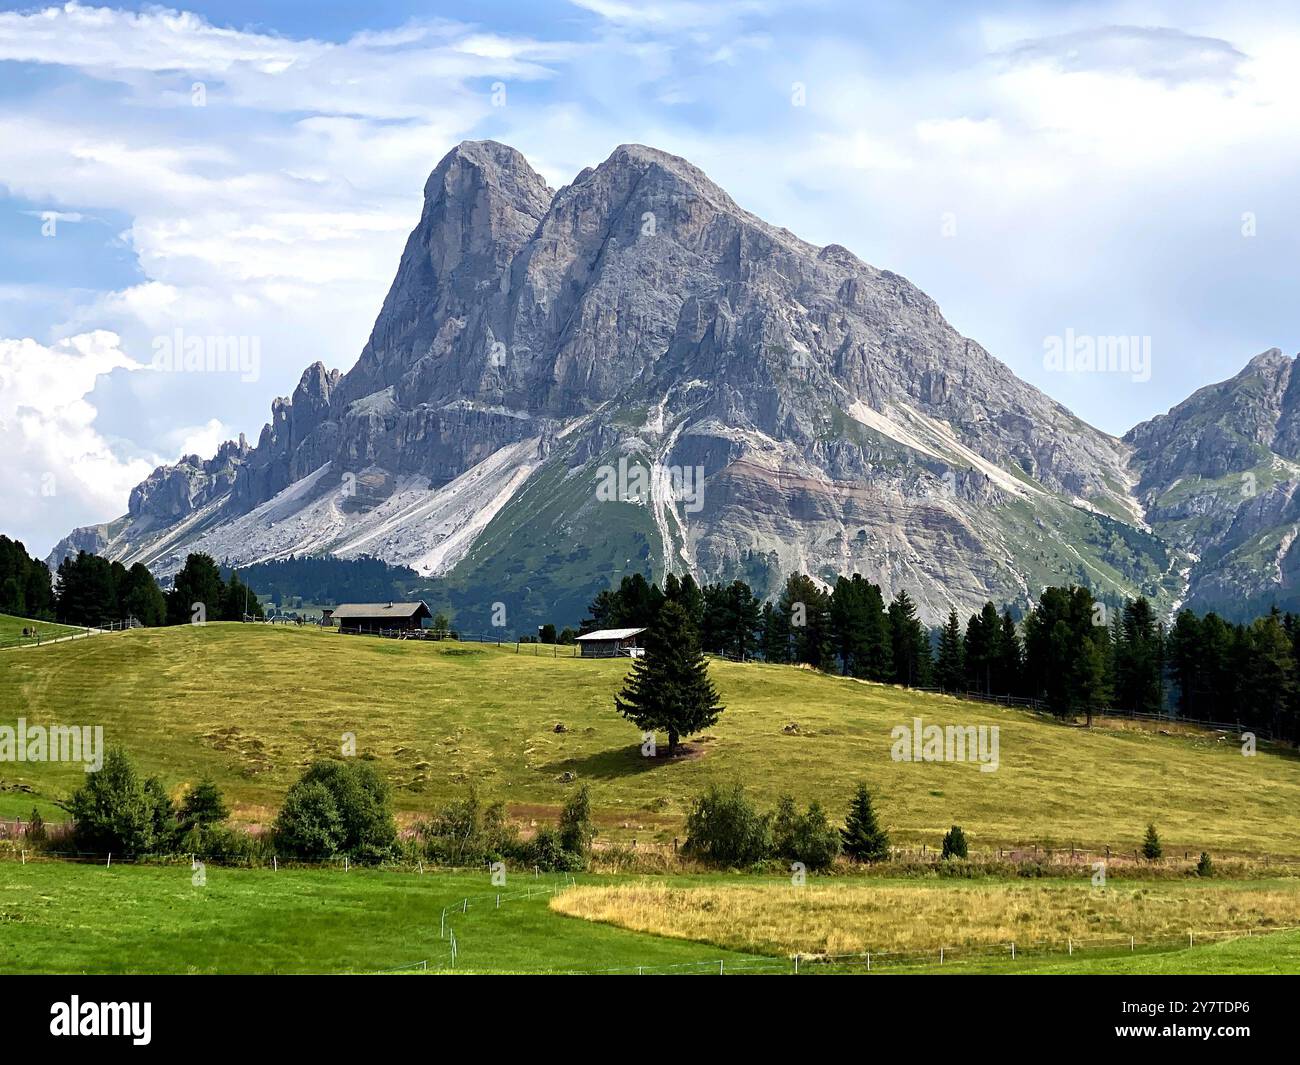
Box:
2, 622, 1298, 857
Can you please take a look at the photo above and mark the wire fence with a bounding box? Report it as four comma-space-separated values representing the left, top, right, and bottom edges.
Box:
314, 626, 1294, 742
538, 922, 1300, 976
3, 842, 1296, 975
913, 686, 1280, 741
377, 872, 1300, 976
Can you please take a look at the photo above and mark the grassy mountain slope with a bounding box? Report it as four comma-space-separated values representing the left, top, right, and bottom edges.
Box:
2, 624, 1298, 856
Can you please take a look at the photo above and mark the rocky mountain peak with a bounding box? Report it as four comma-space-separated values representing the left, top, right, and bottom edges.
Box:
49, 140, 1295, 625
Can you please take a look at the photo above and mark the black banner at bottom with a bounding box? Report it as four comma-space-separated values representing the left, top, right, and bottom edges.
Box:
0, 973, 1292, 1050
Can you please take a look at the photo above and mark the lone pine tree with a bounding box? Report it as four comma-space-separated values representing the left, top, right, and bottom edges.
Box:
841, 782, 890, 862
1142, 822, 1163, 861
614, 599, 724, 757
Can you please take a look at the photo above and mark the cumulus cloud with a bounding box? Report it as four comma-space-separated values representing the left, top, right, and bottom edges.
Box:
0, 331, 157, 553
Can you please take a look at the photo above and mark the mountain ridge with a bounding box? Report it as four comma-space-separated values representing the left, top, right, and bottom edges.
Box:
46, 140, 1289, 626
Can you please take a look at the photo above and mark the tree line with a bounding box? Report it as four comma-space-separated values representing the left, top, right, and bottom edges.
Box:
0, 535, 56, 619
584, 571, 1300, 742
2, 540, 266, 628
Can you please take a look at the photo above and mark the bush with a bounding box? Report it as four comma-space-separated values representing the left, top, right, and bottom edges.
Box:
179, 822, 270, 864
68, 748, 173, 856
1196, 851, 1213, 877
180, 779, 229, 830
26, 808, 46, 843
417, 787, 519, 866
1142, 823, 1163, 861
274, 760, 396, 861
773, 797, 841, 871
558, 784, 595, 859
527, 825, 584, 872
941, 824, 969, 860
275, 781, 342, 859
684, 782, 772, 867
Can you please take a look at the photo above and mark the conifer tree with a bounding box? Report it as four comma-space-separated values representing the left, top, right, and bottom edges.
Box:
841, 782, 890, 862
941, 824, 969, 860
761, 601, 789, 663
995, 608, 1022, 695
936, 609, 965, 691
888, 590, 930, 686
614, 600, 724, 756
1142, 822, 1163, 861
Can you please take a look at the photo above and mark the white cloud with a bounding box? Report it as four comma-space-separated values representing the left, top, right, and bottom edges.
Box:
0, 331, 158, 553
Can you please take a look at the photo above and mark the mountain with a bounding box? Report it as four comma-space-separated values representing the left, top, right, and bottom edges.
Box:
1125, 348, 1300, 617
51, 140, 1233, 629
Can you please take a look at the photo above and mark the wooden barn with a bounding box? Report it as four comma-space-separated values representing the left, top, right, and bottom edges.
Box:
331, 601, 432, 634
574, 627, 647, 658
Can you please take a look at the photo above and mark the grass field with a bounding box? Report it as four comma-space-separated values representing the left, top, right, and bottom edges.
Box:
3, 622, 1299, 857
1, 860, 1296, 974
0, 861, 765, 975
551, 877, 1300, 957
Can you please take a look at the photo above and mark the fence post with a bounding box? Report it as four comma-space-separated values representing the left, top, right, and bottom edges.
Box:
273, 855, 278, 872
107, 852, 112, 868
1130, 936, 1134, 951
1010, 941, 1015, 960
1068, 937, 1073, 956
719, 960, 724, 975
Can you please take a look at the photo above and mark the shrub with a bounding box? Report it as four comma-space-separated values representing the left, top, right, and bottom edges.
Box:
558, 784, 595, 859
274, 760, 396, 861
527, 825, 584, 872
26, 808, 46, 843
417, 787, 519, 866
684, 782, 772, 867
1142, 823, 1163, 861
1196, 851, 1213, 877
773, 796, 841, 871
275, 781, 342, 859
144, 777, 177, 850
941, 824, 969, 860
68, 748, 173, 856
180, 779, 229, 830
841, 783, 890, 863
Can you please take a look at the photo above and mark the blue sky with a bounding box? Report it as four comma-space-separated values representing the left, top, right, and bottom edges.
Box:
1, 0, 1298, 556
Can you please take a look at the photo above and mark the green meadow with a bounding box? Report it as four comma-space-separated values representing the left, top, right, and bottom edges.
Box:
1, 623, 1298, 857
0, 861, 1295, 975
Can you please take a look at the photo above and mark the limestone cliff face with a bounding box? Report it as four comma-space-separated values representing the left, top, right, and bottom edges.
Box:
53, 139, 1279, 624
1125, 349, 1300, 615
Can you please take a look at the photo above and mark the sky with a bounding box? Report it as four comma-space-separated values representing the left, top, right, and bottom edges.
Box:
1, 0, 1297, 557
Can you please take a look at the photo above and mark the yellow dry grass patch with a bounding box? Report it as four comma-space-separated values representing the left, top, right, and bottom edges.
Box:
551, 879, 1300, 957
